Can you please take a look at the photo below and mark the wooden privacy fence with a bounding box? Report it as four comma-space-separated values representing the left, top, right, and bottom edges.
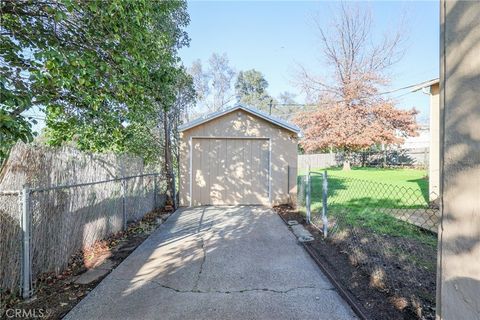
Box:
298, 153, 337, 170
0, 173, 166, 298
0, 143, 167, 298
298, 148, 430, 169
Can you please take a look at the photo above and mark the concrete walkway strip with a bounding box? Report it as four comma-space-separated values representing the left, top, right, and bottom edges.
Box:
65, 206, 356, 320
290, 224, 315, 242
74, 260, 115, 285
287, 220, 299, 226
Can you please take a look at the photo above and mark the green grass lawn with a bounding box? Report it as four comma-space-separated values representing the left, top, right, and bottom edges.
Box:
320, 167, 427, 188
298, 167, 435, 245
300, 167, 429, 210
300, 166, 427, 189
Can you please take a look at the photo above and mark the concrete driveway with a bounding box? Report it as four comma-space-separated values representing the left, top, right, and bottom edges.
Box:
65, 206, 356, 320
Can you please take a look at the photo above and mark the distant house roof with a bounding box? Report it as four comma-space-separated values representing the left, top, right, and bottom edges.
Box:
410, 78, 440, 92
178, 103, 301, 134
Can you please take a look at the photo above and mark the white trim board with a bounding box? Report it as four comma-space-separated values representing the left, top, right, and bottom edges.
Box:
189, 136, 192, 207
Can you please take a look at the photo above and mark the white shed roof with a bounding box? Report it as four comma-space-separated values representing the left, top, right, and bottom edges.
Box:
179, 103, 301, 134
410, 78, 440, 92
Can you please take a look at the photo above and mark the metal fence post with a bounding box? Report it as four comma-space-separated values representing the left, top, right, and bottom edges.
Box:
153, 174, 157, 208
322, 170, 328, 237
287, 165, 290, 196
21, 184, 32, 299
122, 179, 127, 231
172, 172, 177, 209
306, 165, 311, 224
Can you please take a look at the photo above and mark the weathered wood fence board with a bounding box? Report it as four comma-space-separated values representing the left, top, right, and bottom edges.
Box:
298, 148, 430, 169
0, 143, 166, 295
298, 153, 337, 170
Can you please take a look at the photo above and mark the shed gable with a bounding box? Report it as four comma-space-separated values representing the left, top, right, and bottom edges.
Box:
181, 108, 296, 139
179, 104, 300, 135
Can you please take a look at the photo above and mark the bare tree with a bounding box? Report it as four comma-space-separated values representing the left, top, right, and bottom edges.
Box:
188, 59, 209, 119
296, 2, 406, 105
188, 53, 236, 114
294, 3, 416, 170
208, 53, 236, 111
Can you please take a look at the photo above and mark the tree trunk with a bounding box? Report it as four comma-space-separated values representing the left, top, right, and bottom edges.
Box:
163, 109, 175, 206
382, 143, 387, 168
174, 115, 181, 207
343, 151, 351, 171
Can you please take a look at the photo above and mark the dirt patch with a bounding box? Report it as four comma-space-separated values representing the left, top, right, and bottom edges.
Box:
275, 205, 436, 320
1, 208, 173, 320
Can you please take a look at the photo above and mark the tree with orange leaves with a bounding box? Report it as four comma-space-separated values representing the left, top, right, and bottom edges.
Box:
295, 102, 418, 169
294, 3, 418, 170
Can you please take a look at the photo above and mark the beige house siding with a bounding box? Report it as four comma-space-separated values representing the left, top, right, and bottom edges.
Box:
438, 1, 480, 319
179, 108, 298, 206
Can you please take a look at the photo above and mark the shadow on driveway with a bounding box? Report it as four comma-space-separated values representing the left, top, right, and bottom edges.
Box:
64, 206, 356, 320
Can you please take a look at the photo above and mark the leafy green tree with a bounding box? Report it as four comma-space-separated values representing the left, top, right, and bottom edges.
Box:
235, 70, 268, 97
234, 69, 272, 112
187, 53, 236, 114
0, 108, 35, 161
0, 0, 191, 163
278, 91, 297, 105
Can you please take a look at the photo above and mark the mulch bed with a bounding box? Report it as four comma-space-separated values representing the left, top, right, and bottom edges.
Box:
274, 204, 435, 320
1, 208, 173, 320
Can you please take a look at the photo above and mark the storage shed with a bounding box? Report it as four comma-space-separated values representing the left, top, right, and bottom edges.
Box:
179, 103, 299, 206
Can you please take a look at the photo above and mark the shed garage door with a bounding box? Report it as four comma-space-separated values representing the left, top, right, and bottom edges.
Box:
191, 138, 270, 205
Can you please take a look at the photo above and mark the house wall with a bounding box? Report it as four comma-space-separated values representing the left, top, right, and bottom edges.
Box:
402, 125, 430, 149
179, 109, 298, 206
437, 1, 480, 319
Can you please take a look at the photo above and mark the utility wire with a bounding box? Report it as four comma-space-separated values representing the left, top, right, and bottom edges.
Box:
272, 86, 419, 117
19, 82, 425, 121
275, 82, 422, 106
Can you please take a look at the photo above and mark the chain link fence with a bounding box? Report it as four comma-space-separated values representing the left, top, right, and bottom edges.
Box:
0, 173, 166, 299
0, 191, 22, 294
297, 170, 439, 319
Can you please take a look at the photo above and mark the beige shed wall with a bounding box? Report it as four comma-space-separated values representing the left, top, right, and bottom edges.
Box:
179, 109, 298, 206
